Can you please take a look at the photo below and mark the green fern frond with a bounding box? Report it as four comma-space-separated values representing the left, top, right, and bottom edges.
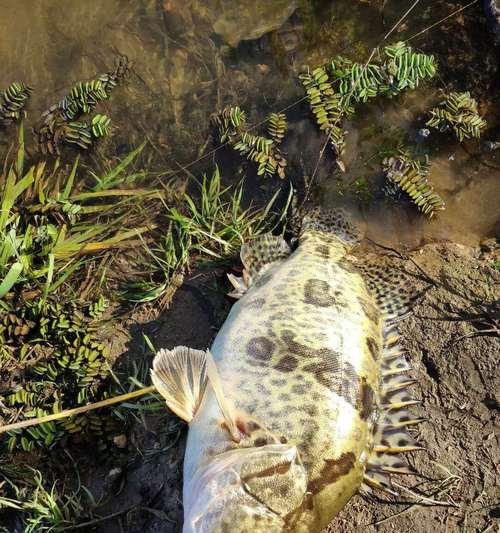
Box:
426, 91, 486, 141
383, 154, 445, 217
213, 106, 287, 178
300, 67, 346, 159
91, 114, 111, 138
267, 112, 288, 144
0, 82, 32, 126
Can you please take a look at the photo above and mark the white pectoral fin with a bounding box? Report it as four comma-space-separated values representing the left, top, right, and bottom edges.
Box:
152, 346, 240, 441
151, 346, 208, 423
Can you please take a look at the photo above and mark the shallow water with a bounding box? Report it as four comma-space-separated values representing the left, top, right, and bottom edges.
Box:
0, 0, 498, 247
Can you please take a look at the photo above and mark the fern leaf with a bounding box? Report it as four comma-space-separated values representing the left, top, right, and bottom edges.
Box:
383, 154, 445, 217
0, 82, 32, 126
426, 91, 486, 141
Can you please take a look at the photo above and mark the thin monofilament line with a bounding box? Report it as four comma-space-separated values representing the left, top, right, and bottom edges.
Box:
384, 0, 421, 40
407, 0, 479, 41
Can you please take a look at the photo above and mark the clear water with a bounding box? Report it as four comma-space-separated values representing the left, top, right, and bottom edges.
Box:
0, 0, 498, 247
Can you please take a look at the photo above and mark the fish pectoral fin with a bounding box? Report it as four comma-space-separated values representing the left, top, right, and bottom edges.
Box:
151, 346, 209, 423
354, 255, 429, 322
240, 234, 291, 286
152, 347, 241, 441
227, 273, 248, 299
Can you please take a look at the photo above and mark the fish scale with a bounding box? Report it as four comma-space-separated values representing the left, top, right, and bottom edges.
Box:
151, 208, 424, 532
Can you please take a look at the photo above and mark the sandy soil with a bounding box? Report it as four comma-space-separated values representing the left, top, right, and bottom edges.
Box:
82, 240, 498, 533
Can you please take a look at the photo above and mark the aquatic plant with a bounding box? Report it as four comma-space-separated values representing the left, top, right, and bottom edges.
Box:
383, 151, 445, 217
35, 55, 131, 155
426, 91, 487, 141
0, 130, 152, 303
0, 82, 32, 127
299, 66, 347, 168
123, 166, 291, 304
0, 466, 93, 532
213, 106, 288, 179
0, 297, 120, 452
301, 42, 437, 168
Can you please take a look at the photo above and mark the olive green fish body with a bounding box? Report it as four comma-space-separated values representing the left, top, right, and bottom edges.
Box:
184, 229, 383, 531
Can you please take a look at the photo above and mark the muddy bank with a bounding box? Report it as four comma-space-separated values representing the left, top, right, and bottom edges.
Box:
80, 240, 498, 533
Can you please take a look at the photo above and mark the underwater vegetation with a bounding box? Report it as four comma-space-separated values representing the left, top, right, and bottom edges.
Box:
382, 151, 445, 217
213, 106, 288, 179
426, 91, 487, 141
35, 55, 131, 155
122, 166, 290, 304
0, 82, 32, 127
300, 42, 437, 170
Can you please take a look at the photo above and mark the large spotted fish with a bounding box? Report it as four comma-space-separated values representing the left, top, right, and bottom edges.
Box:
151, 209, 423, 532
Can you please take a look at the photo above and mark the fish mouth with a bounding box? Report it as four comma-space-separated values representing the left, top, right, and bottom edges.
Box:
183, 444, 306, 533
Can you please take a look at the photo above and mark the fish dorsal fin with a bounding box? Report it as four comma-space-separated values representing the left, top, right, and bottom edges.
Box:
355, 257, 428, 322
240, 234, 291, 286
151, 346, 240, 441
362, 327, 424, 496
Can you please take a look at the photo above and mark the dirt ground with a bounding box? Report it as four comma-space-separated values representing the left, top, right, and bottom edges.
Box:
81, 239, 498, 533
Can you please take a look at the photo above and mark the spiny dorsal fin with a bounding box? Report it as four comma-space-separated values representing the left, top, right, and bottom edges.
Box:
356, 257, 428, 322
152, 347, 240, 441
151, 346, 208, 422
240, 234, 291, 286
363, 328, 424, 496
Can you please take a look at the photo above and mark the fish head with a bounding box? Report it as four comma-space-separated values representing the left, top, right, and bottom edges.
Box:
183, 443, 308, 533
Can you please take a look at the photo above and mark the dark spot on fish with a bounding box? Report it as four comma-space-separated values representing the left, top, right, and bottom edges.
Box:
279, 485, 290, 497
254, 437, 268, 447
246, 297, 265, 309
271, 378, 287, 387
275, 355, 298, 373
246, 336, 275, 361
304, 279, 333, 307
279, 393, 291, 402
291, 383, 308, 394
308, 452, 356, 494
366, 337, 379, 361
241, 461, 292, 482
280, 436, 288, 444
246, 421, 261, 432
303, 404, 319, 417
398, 439, 409, 447
253, 271, 273, 288
357, 379, 374, 420
315, 244, 330, 259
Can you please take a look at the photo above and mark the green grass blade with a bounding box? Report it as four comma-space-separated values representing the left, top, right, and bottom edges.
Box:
0, 261, 23, 298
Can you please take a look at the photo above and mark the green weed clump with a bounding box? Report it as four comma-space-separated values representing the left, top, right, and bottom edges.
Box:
301, 42, 437, 168
213, 106, 288, 179
123, 166, 291, 304
0, 131, 158, 448
382, 149, 445, 218
426, 91, 487, 141
35, 55, 131, 154
0, 82, 32, 127
0, 297, 121, 452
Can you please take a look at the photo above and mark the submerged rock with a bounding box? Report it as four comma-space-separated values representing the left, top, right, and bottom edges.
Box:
212, 0, 298, 47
